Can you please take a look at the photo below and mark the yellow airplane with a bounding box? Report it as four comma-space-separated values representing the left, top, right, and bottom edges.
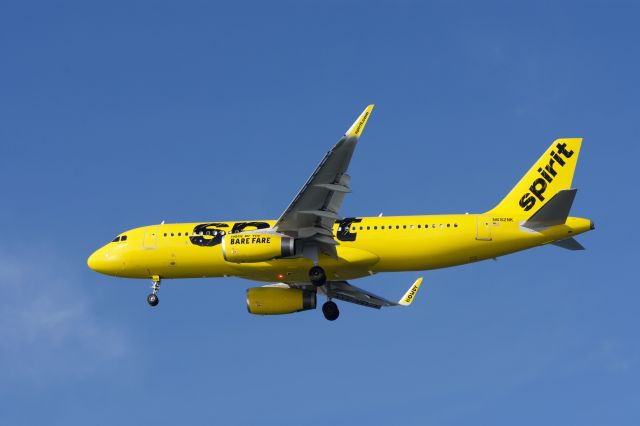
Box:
87, 105, 594, 321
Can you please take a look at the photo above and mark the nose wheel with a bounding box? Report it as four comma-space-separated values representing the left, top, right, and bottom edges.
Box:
147, 293, 159, 306
147, 276, 160, 307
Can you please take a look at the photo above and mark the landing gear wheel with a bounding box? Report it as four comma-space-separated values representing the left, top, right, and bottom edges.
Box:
147, 293, 159, 307
309, 266, 327, 287
322, 301, 339, 321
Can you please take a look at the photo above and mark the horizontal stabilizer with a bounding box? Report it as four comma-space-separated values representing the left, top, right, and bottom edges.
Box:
523, 189, 577, 229
551, 237, 585, 250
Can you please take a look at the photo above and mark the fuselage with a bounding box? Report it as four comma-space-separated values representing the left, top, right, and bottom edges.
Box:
87, 213, 593, 284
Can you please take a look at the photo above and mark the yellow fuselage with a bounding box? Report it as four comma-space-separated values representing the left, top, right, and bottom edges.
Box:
87, 213, 593, 284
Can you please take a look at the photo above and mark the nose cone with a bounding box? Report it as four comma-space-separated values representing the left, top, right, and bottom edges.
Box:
87, 250, 101, 271
87, 247, 122, 275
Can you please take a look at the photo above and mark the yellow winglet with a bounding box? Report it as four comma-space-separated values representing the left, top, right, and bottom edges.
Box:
398, 277, 423, 306
345, 104, 374, 137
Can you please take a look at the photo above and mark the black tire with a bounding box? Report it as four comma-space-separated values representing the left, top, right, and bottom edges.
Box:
309, 266, 327, 286
322, 301, 339, 321
147, 293, 159, 307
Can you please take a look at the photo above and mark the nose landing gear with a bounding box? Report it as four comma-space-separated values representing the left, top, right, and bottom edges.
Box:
147, 276, 160, 307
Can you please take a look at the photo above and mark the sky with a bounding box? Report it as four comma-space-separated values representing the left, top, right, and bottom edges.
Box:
1, 0, 638, 424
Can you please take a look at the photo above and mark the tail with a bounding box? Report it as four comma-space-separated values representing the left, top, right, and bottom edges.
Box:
486, 138, 582, 217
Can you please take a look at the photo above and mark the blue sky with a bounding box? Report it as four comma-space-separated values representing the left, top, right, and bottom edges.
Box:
1, 1, 638, 424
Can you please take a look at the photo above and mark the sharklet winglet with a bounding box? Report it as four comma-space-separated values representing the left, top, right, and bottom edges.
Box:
345, 104, 374, 138
398, 277, 423, 306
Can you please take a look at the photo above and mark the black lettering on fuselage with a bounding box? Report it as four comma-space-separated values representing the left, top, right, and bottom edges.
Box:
336, 218, 363, 242
190, 221, 270, 247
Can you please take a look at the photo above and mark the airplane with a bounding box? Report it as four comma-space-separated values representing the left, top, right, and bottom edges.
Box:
87, 105, 594, 321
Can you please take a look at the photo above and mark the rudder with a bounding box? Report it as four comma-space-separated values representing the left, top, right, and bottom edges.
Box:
487, 138, 582, 217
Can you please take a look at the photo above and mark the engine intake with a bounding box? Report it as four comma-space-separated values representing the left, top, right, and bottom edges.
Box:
222, 233, 295, 263
246, 287, 316, 315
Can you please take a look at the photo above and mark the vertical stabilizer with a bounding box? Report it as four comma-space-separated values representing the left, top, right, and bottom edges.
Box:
487, 138, 582, 217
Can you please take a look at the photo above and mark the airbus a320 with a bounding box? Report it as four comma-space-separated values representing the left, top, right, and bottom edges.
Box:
88, 105, 594, 321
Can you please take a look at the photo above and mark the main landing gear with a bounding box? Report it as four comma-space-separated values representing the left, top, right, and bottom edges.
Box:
322, 300, 339, 321
309, 265, 327, 286
308, 266, 338, 320
147, 275, 160, 307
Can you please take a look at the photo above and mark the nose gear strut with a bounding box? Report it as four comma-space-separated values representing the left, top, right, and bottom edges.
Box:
147, 275, 160, 307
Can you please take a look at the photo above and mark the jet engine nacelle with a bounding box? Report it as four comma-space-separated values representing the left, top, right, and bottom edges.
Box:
222, 233, 295, 263
246, 287, 317, 315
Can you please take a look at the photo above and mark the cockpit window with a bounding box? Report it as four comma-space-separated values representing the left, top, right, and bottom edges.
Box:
112, 236, 120, 242
121, 235, 127, 241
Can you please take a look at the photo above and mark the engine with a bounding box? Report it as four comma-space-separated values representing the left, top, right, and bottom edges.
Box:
246, 287, 316, 315
221, 233, 295, 263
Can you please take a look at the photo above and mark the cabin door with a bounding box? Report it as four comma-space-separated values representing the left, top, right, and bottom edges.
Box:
143, 226, 158, 249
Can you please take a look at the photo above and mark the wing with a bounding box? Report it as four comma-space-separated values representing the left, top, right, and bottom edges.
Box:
316, 277, 424, 309
273, 105, 374, 257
